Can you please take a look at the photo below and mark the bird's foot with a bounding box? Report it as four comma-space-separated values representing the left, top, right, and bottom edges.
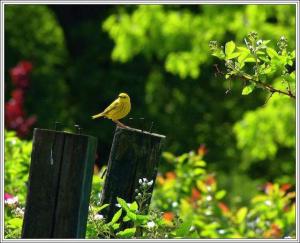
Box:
115, 120, 130, 129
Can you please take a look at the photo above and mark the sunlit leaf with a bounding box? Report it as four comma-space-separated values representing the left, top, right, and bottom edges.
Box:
116, 227, 136, 238
266, 48, 279, 58
215, 190, 227, 200
242, 84, 256, 95
225, 41, 236, 56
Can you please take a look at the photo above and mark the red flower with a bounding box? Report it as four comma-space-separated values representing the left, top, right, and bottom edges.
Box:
218, 202, 230, 214
197, 144, 208, 157
9, 61, 32, 89
11, 89, 24, 104
205, 175, 216, 186
5, 60, 36, 137
263, 223, 282, 238
163, 212, 174, 222
280, 183, 292, 192
263, 182, 273, 195
191, 187, 201, 201
20, 61, 33, 73
165, 171, 176, 180
5, 100, 24, 124
17, 116, 37, 137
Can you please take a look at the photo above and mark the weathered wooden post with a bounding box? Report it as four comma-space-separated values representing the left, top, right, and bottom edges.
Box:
22, 128, 97, 238
100, 126, 166, 221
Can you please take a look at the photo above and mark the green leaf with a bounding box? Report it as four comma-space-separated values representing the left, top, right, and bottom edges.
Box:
116, 227, 136, 238
212, 50, 226, 60
175, 220, 192, 237
242, 84, 256, 95
194, 160, 206, 167
225, 41, 236, 56
263, 40, 270, 45
194, 168, 205, 175
237, 46, 250, 53
136, 214, 149, 224
215, 190, 227, 200
129, 201, 138, 212
227, 52, 240, 59
236, 207, 248, 224
117, 197, 130, 211
109, 208, 122, 225
237, 52, 249, 64
266, 48, 279, 58
112, 223, 120, 230
7, 218, 23, 229
123, 215, 131, 222
290, 50, 295, 59
244, 57, 256, 62
98, 203, 109, 212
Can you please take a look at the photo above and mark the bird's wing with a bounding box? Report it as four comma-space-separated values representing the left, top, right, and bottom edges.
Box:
102, 99, 120, 115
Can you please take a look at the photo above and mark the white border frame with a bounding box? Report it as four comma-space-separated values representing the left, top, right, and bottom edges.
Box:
0, 0, 299, 242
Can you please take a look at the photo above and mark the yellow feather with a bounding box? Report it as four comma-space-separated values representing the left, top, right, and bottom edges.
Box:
92, 93, 131, 122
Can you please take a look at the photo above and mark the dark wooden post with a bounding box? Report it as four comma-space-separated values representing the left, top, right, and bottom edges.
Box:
22, 128, 97, 238
100, 126, 166, 221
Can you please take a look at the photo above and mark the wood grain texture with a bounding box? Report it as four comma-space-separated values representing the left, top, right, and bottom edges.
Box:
100, 126, 166, 222
21, 129, 97, 239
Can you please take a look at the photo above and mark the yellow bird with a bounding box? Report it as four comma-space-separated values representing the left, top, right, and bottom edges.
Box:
92, 93, 131, 128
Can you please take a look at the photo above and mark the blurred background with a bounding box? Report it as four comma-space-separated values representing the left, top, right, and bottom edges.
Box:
4, 4, 296, 238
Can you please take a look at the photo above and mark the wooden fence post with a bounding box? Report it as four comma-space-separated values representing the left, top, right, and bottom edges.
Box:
21, 128, 97, 238
100, 126, 166, 222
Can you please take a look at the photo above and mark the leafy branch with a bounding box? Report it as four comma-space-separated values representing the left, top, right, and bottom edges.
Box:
209, 32, 296, 100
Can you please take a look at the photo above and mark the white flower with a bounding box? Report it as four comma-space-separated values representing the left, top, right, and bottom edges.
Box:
256, 40, 263, 45
139, 179, 142, 184
264, 200, 272, 206
206, 195, 212, 201
147, 221, 155, 228
143, 178, 148, 183
115, 203, 121, 208
5, 196, 18, 205
218, 229, 226, 234
189, 226, 195, 232
94, 214, 104, 220
147, 180, 153, 186
172, 201, 178, 208
205, 210, 212, 216
14, 207, 24, 217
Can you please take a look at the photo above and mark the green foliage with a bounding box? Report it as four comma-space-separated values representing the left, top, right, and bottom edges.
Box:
5, 5, 70, 128
103, 5, 295, 79
5, 130, 31, 203
152, 150, 295, 238
234, 94, 295, 165
209, 32, 295, 98
4, 130, 31, 239
4, 5, 296, 240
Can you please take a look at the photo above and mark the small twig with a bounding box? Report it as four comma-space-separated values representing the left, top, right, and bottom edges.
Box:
149, 122, 154, 133
263, 91, 275, 106
236, 73, 296, 99
225, 79, 232, 95
213, 64, 225, 76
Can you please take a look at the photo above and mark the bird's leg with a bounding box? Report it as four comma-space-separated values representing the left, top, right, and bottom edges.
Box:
114, 120, 129, 129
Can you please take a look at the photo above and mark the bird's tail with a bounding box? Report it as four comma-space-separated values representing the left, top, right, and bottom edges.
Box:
91, 113, 104, 119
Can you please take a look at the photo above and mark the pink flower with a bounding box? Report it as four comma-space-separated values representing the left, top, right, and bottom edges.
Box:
4, 193, 18, 205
